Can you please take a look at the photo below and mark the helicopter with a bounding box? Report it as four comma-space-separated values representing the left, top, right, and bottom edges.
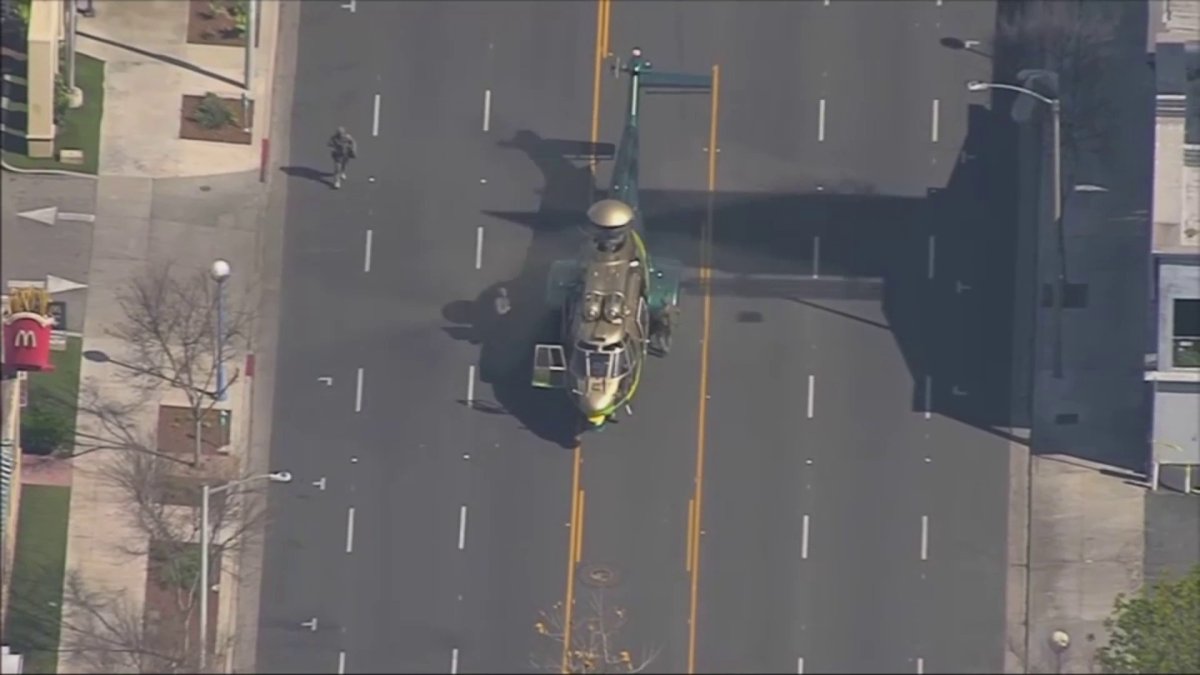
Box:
530, 47, 713, 431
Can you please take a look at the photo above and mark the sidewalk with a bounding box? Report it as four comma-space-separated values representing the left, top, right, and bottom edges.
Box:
1021, 1, 1159, 672
10, 0, 292, 672
58, 172, 265, 673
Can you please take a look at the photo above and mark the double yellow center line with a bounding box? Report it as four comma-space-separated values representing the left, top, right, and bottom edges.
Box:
564, 3, 720, 673
686, 62, 720, 675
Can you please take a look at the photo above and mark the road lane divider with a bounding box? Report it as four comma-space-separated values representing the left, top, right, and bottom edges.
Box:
475, 226, 484, 269
806, 375, 815, 419
561, 446, 584, 673
574, 490, 586, 564
588, 0, 612, 183
372, 93, 381, 136
920, 515, 929, 560
364, 229, 373, 272
687, 62, 721, 675
355, 367, 365, 413
917, 656, 925, 673
451, 648, 460, 674
798, 656, 805, 673
345, 507, 356, 553
338, 651, 346, 674
931, 98, 940, 142
927, 235, 936, 279
811, 235, 820, 278
467, 365, 476, 406
801, 514, 810, 559
686, 498, 695, 572
817, 98, 826, 142
458, 505, 469, 550
923, 375, 932, 420
600, 0, 611, 55
482, 89, 492, 132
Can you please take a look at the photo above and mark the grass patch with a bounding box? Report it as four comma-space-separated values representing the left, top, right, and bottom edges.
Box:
1, 53, 104, 174
22, 336, 82, 455
2, 485, 72, 674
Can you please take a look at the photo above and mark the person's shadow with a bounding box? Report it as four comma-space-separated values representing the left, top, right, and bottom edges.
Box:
280, 165, 335, 188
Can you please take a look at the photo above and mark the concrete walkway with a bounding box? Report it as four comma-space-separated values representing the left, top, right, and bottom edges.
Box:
74, 0, 280, 178
45, 1, 288, 672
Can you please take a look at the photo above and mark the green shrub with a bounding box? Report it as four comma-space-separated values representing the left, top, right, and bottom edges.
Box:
194, 92, 234, 130
20, 404, 71, 455
227, 0, 249, 34
53, 76, 71, 125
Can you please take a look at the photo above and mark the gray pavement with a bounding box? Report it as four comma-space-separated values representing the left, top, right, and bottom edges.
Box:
251, 1, 1175, 674
255, 2, 597, 673
589, 1, 1012, 672
1, 172, 97, 333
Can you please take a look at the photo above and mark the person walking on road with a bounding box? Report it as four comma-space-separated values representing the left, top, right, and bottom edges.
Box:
329, 126, 358, 189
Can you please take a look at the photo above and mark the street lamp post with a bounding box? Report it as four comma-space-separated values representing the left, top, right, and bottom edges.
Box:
199, 470, 292, 671
210, 260, 231, 403
967, 79, 1067, 379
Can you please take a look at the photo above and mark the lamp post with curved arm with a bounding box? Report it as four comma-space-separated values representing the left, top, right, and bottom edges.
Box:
199, 470, 292, 671
968, 79, 1066, 379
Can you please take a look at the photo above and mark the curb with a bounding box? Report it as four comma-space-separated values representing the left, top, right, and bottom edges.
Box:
0, 157, 100, 178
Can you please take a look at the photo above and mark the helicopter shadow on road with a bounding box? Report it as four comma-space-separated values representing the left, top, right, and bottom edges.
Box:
442, 130, 608, 449
481, 108, 1027, 449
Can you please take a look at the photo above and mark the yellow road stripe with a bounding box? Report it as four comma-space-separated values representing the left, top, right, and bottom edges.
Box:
687, 63, 720, 675
574, 490, 587, 564
561, 446, 583, 674
588, 0, 610, 181
686, 498, 695, 573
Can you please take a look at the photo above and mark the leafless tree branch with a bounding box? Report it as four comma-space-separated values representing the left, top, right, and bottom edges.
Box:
997, 0, 1120, 172
532, 590, 660, 674
106, 262, 250, 463
58, 569, 191, 673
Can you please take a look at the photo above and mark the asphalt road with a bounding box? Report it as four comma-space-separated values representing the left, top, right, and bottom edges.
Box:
257, 2, 599, 673
583, 1, 1015, 672
258, 1, 1020, 673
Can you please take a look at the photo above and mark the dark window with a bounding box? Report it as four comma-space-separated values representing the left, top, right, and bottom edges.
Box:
1172, 298, 1200, 368
1174, 299, 1200, 336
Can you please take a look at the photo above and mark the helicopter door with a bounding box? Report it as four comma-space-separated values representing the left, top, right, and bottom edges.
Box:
531, 344, 568, 389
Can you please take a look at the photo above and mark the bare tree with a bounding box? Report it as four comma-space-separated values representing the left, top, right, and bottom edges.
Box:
532, 590, 660, 674
109, 262, 249, 466
57, 568, 237, 674
51, 383, 267, 673
997, 0, 1121, 176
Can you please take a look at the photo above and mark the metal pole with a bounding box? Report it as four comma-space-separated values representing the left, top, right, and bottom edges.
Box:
199, 484, 211, 671
215, 277, 227, 401
243, 0, 256, 91
1050, 99, 1065, 379
194, 415, 203, 467
67, 0, 78, 91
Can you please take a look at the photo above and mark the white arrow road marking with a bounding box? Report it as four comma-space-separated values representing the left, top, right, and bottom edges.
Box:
45, 274, 88, 294
18, 206, 95, 226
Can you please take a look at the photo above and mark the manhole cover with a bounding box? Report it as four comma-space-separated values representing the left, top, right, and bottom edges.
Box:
579, 563, 620, 588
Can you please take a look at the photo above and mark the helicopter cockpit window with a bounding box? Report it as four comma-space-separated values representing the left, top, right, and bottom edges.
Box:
614, 348, 631, 376
587, 351, 613, 378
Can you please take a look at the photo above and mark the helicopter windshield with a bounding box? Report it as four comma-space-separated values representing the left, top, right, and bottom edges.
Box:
587, 352, 612, 378
571, 342, 630, 379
